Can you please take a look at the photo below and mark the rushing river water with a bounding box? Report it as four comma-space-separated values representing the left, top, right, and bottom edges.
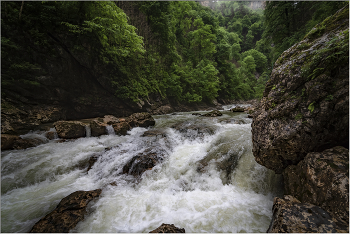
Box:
1, 105, 283, 233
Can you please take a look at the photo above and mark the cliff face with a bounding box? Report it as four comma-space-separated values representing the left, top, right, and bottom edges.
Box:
251, 5, 349, 232
252, 5, 349, 173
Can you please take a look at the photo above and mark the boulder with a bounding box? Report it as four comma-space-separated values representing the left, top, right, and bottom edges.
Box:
283, 146, 349, 223
127, 112, 155, 128
53, 121, 86, 139
90, 119, 107, 137
201, 110, 222, 117
252, 6, 349, 173
30, 189, 102, 233
149, 223, 185, 233
230, 106, 245, 112
103, 115, 120, 125
122, 148, 166, 178
112, 121, 131, 135
267, 195, 348, 233
1, 134, 20, 150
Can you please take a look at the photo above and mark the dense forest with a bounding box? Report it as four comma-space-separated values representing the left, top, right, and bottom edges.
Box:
1, 1, 347, 106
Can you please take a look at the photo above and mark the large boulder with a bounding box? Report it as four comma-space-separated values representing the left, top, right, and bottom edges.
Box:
54, 121, 86, 139
13, 137, 48, 150
89, 119, 107, 137
267, 195, 348, 233
30, 189, 102, 233
149, 223, 185, 233
283, 146, 349, 224
127, 112, 155, 128
252, 6, 349, 173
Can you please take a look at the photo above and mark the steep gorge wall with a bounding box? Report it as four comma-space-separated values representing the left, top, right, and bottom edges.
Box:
251, 5, 349, 232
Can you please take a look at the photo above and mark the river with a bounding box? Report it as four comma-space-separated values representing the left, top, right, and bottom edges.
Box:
1, 105, 283, 233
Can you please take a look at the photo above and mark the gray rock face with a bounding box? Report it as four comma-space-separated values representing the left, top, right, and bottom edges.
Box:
30, 189, 102, 233
54, 121, 86, 139
252, 6, 349, 173
267, 195, 348, 233
283, 146, 349, 224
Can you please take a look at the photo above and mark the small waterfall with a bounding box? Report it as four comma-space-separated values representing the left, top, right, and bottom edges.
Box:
85, 125, 91, 137
106, 125, 115, 135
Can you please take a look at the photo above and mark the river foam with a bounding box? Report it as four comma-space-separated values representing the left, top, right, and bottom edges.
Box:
1, 107, 283, 233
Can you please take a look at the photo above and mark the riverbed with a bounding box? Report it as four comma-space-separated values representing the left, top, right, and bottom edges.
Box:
1, 105, 283, 232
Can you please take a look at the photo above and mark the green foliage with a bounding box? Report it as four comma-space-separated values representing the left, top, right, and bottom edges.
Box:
308, 102, 315, 113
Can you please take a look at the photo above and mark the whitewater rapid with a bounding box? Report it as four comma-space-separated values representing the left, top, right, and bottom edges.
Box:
1, 105, 283, 233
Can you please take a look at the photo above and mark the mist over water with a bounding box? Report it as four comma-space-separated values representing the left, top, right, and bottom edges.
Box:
1, 106, 283, 233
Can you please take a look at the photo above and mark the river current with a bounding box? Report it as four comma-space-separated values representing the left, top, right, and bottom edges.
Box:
1, 105, 283, 233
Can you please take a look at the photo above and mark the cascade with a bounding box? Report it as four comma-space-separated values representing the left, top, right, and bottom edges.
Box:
1, 106, 283, 233
106, 125, 116, 135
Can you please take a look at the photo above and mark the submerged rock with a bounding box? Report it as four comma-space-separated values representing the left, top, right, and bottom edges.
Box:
171, 120, 216, 138
252, 6, 349, 173
122, 148, 165, 178
13, 137, 48, 150
230, 106, 245, 112
53, 121, 86, 139
267, 195, 348, 233
201, 110, 222, 117
30, 189, 102, 233
283, 146, 349, 224
149, 223, 185, 233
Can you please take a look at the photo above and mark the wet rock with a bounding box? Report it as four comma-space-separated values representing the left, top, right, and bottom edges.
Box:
247, 114, 253, 118
267, 195, 348, 233
219, 118, 246, 124
45, 130, 57, 140
90, 119, 107, 137
53, 121, 86, 139
13, 137, 48, 150
252, 6, 349, 173
127, 112, 156, 128
283, 146, 349, 224
149, 223, 185, 233
87, 155, 100, 172
1, 134, 20, 150
201, 110, 222, 117
112, 121, 131, 135
122, 148, 166, 178
230, 106, 245, 112
171, 120, 216, 138
192, 113, 201, 116
142, 130, 166, 138
30, 189, 102, 233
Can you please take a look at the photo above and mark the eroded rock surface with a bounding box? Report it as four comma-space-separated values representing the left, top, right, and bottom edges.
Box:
30, 189, 102, 233
252, 6, 349, 173
230, 106, 245, 112
54, 121, 86, 139
283, 146, 349, 223
149, 223, 185, 233
267, 195, 348, 233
